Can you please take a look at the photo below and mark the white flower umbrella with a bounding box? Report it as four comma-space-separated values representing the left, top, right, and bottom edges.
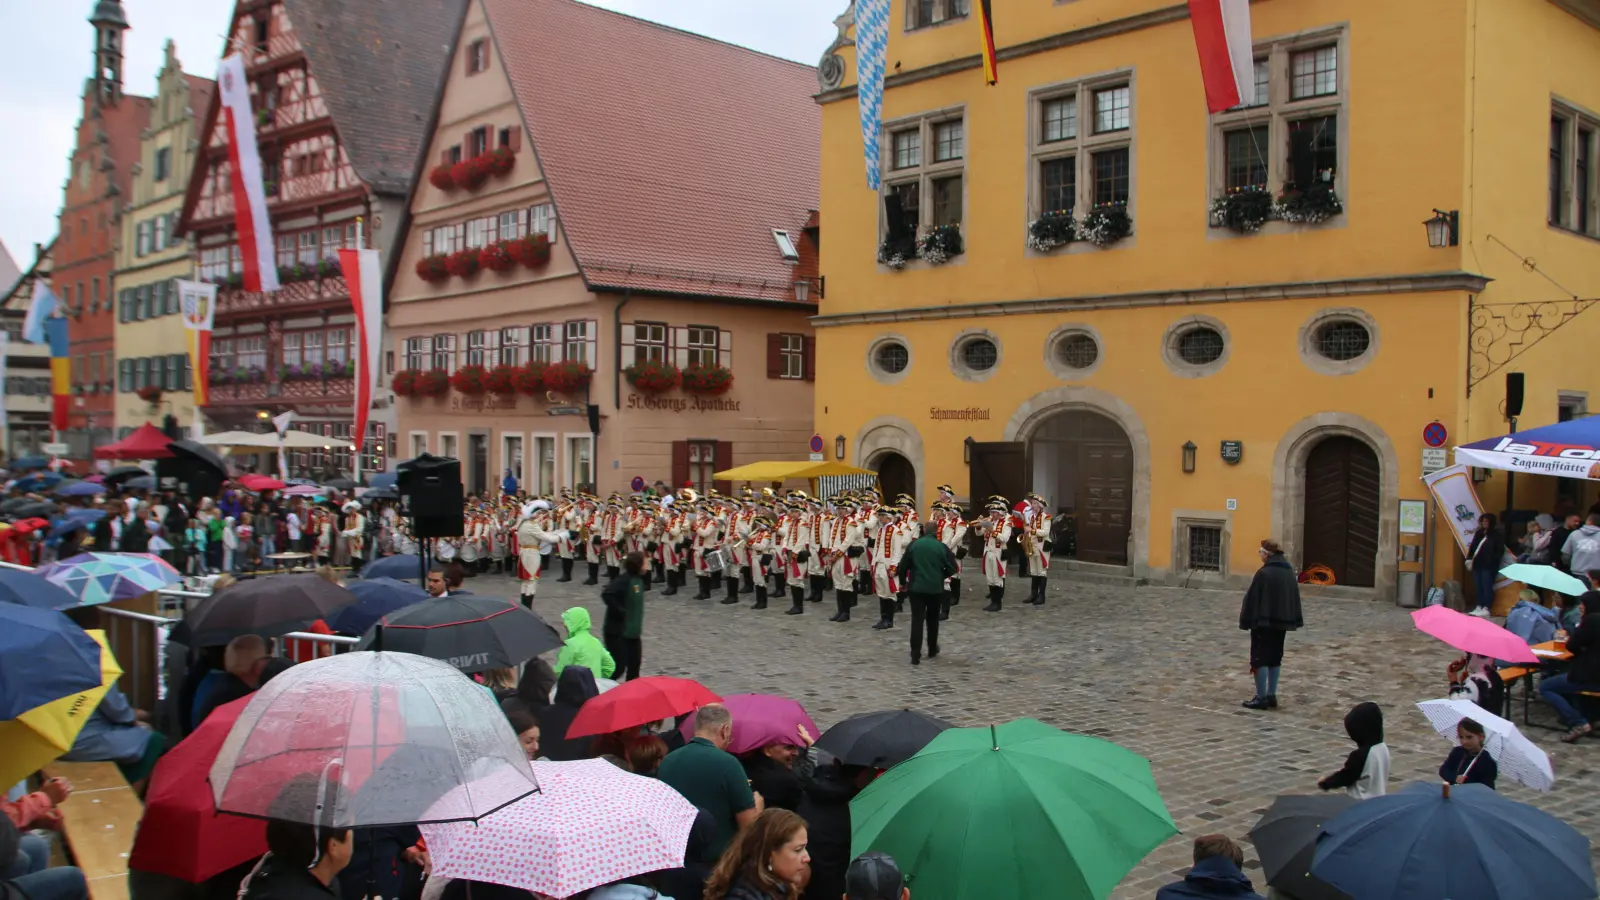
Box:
1416, 698, 1554, 792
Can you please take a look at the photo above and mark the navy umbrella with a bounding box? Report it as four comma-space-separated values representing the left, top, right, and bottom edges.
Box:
0, 569, 83, 611
10, 456, 49, 472
363, 554, 425, 581
356, 595, 561, 673
327, 577, 430, 636
56, 481, 105, 498
0, 604, 105, 718
368, 472, 398, 490
125, 475, 156, 491
1312, 782, 1596, 900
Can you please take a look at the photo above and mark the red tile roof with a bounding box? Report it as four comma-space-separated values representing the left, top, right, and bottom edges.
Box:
484, 0, 821, 305
184, 74, 216, 121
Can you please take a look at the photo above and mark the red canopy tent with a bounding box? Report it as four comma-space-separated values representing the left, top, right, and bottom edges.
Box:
93, 424, 175, 460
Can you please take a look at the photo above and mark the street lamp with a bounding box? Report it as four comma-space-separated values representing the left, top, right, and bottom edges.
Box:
1182, 441, 1197, 474
1424, 209, 1459, 248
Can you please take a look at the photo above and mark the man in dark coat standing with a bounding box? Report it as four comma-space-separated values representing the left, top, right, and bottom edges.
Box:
897, 527, 958, 665
1239, 539, 1303, 710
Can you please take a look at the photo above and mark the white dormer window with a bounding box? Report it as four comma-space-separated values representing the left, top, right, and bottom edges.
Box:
772, 229, 799, 261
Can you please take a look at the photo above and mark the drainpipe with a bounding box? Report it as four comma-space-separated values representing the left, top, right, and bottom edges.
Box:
613, 290, 631, 411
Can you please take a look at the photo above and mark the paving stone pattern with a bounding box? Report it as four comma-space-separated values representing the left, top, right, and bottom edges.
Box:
465, 569, 1600, 897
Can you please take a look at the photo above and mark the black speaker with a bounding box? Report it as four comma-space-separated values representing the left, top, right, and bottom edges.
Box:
411, 514, 464, 539
398, 454, 464, 517
1506, 372, 1525, 419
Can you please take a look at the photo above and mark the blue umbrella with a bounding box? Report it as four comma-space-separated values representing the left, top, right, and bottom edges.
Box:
363, 554, 425, 582
0, 604, 105, 718
328, 577, 430, 635
10, 456, 49, 472
56, 481, 105, 498
0, 569, 85, 611
67, 508, 107, 522
13, 473, 63, 493
1312, 782, 1596, 900
48, 519, 86, 540
368, 472, 398, 490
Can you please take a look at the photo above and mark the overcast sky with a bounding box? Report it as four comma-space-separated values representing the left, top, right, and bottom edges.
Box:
0, 0, 835, 272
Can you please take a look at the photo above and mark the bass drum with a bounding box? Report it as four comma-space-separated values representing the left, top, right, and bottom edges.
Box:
459, 540, 481, 563
437, 539, 458, 562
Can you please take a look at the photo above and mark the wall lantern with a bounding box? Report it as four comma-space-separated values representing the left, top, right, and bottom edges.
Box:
964, 436, 974, 464
1424, 209, 1460, 248
256, 409, 271, 420
1472, 466, 1490, 483
834, 434, 846, 460
1182, 441, 1197, 474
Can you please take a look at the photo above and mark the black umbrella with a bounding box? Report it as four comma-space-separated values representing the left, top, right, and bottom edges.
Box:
356, 596, 561, 673
168, 439, 228, 475
125, 475, 155, 491
324, 478, 358, 491
813, 709, 953, 769
104, 466, 148, 485
171, 574, 359, 646
0, 498, 31, 514
1248, 794, 1356, 900
361, 486, 399, 501
12, 502, 57, 519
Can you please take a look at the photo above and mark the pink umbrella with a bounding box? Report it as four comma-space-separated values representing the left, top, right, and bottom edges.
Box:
282, 484, 321, 496
83, 475, 105, 484
678, 692, 819, 755
421, 759, 698, 898
1411, 606, 1539, 663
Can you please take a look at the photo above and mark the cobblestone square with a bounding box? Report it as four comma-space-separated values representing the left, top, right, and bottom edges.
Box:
459, 568, 1600, 896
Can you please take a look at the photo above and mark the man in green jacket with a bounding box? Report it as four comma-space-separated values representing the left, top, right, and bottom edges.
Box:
602, 551, 647, 680
554, 606, 616, 678
897, 530, 958, 665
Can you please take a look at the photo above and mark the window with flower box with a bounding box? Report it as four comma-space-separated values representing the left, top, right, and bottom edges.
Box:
466, 329, 499, 367
404, 336, 430, 371
1026, 75, 1134, 228
237, 336, 267, 370
432, 334, 457, 372
881, 110, 966, 253
327, 329, 348, 365
1208, 30, 1347, 226
632, 323, 667, 364
687, 326, 721, 367
200, 245, 241, 282
322, 224, 358, 260
564, 321, 593, 365
531, 324, 554, 363
282, 332, 301, 367
500, 327, 527, 365
211, 338, 234, 373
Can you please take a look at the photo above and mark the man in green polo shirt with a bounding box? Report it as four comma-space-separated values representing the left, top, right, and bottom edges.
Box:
657, 702, 763, 862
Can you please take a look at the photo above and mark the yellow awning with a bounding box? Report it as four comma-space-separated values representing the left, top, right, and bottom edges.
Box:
713, 461, 876, 482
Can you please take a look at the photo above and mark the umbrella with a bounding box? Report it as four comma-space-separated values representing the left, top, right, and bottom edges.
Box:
1247, 794, 1355, 900
1498, 563, 1588, 597
369, 472, 398, 490
327, 578, 430, 636
324, 478, 358, 490
0, 604, 105, 719
1410, 606, 1538, 663
83, 475, 104, 484
66, 508, 106, 521
104, 465, 148, 485
125, 475, 155, 491
11, 456, 49, 472
0, 629, 121, 788
815, 709, 954, 769
36, 552, 183, 607
173, 574, 358, 646
281, 484, 322, 497
1311, 782, 1595, 900
1416, 698, 1554, 791
850, 718, 1176, 900
567, 676, 722, 739
0, 498, 30, 513
168, 439, 228, 474
209, 651, 537, 827
56, 481, 104, 497
130, 695, 268, 883
678, 693, 820, 755
422, 759, 699, 897
363, 554, 424, 581
361, 487, 399, 501
12, 502, 57, 519
238, 475, 287, 492
0, 569, 87, 611
47, 519, 85, 540
356, 596, 561, 672
13, 473, 63, 493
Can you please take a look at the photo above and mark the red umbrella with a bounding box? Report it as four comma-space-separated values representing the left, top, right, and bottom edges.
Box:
566, 676, 721, 739
129, 696, 268, 883
237, 474, 287, 492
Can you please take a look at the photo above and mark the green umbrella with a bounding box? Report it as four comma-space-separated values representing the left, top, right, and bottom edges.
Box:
849, 718, 1176, 900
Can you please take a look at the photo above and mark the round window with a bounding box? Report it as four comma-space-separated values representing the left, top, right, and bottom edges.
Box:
962, 338, 998, 371
1313, 320, 1371, 361
874, 342, 910, 374
1176, 327, 1225, 366
1054, 333, 1099, 370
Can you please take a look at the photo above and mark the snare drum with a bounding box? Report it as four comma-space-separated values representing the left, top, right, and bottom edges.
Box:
704, 549, 728, 573
459, 540, 481, 563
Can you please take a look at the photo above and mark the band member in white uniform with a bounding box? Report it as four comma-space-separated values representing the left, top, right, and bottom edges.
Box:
826, 498, 866, 623
1023, 492, 1055, 607
933, 502, 970, 620
870, 506, 909, 630
977, 499, 1014, 612
516, 500, 565, 606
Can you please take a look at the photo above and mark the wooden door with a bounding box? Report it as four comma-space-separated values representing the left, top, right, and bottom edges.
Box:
967, 442, 1028, 520
1076, 440, 1132, 564
1301, 436, 1381, 587
469, 435, 488, 497
874, 452, 916, 504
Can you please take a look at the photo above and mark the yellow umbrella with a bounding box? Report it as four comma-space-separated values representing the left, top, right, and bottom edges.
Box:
0, 630, 121, 787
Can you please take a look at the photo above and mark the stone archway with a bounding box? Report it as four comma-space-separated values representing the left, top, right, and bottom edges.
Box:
856, 415, 925, 506
1004, 386, 1153, 577
1272, 413, 1400, 599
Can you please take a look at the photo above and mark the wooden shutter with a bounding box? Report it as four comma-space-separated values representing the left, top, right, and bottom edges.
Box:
508, 128, 521, 152
718, 329, 732, 368
464, 42, 475, 76
766, 334, 783, 379
619, 323, 635, 369
713, 441, 733, 497
439, 148, 451, 165
802, 336, 816, 381
670, 441, 690, 492
671, 326, 689, 368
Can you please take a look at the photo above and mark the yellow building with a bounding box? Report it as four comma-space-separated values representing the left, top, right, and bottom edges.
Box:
111, 42, 212, 437
813, 0, 1600, 600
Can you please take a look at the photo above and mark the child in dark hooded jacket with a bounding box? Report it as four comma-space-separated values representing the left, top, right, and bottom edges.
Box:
1317, 701, 1389, 799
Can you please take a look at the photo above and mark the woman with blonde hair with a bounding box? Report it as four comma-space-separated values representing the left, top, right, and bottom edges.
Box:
704, 809, 810, 900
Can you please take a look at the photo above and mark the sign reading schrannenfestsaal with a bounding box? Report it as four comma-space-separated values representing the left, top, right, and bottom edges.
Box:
626, 393, 743, 412
1221, 440, 1243, 464
930, 407, 990, 421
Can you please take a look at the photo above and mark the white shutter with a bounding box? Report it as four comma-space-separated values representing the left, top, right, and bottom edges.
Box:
620, 322, 635, 366
718, 328, 733, 368
671, 326, 689, 368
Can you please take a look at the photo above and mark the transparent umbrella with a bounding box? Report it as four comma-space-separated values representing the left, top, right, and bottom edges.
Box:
210, 651, 537, 828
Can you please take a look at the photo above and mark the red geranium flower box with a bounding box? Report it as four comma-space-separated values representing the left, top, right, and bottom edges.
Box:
445, 249, 481, 278
479, 241, 516, 272
392, 369, 420, 397
417, 369, 452, 396
624, 359, 681, 394
486, 364, 519, 395
507, 233, 552, 268
450, 159, 488, 191
516, 362, 548, 395
451, 364, 488, 395
428, 165, 455, 191
682, 363, 734, 395
486, 147, 516, 177
416, 254, 450, 283
542, 360, 593, 394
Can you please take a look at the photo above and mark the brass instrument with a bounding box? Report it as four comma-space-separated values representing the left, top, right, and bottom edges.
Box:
1021, 526, 1037, 561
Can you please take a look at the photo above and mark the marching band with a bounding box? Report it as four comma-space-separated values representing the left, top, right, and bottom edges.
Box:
385, 484, 1057, 623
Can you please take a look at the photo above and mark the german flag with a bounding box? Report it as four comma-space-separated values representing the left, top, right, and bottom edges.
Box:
977, 0, 998, 85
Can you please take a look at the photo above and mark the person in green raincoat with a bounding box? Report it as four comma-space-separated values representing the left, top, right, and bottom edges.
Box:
554, 606, 616, 678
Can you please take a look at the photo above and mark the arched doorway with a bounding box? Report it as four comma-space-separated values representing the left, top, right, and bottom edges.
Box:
1301, 436, 1381, 587
1028, 411, 1133, 565
871, 451, 916, 504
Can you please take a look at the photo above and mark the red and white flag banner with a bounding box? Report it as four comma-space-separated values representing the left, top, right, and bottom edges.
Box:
340, 248, 383, 457
216, 53, 279, 293
1189, 0, 1256, 113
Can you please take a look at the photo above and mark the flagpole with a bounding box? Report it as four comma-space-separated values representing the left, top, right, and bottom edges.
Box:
352, 216, 365, 488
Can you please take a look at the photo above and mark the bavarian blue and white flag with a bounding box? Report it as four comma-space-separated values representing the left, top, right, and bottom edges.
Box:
856, 0, 891, 189
22, 282, 59, 345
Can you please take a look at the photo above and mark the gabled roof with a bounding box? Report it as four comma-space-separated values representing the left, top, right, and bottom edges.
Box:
96, 92, 153, 204
184, 74, 216, 121
285, 0, 467, 196
484, 0, 821, 305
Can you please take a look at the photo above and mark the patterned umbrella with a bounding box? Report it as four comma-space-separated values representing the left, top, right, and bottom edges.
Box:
36, 552, 182, 606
